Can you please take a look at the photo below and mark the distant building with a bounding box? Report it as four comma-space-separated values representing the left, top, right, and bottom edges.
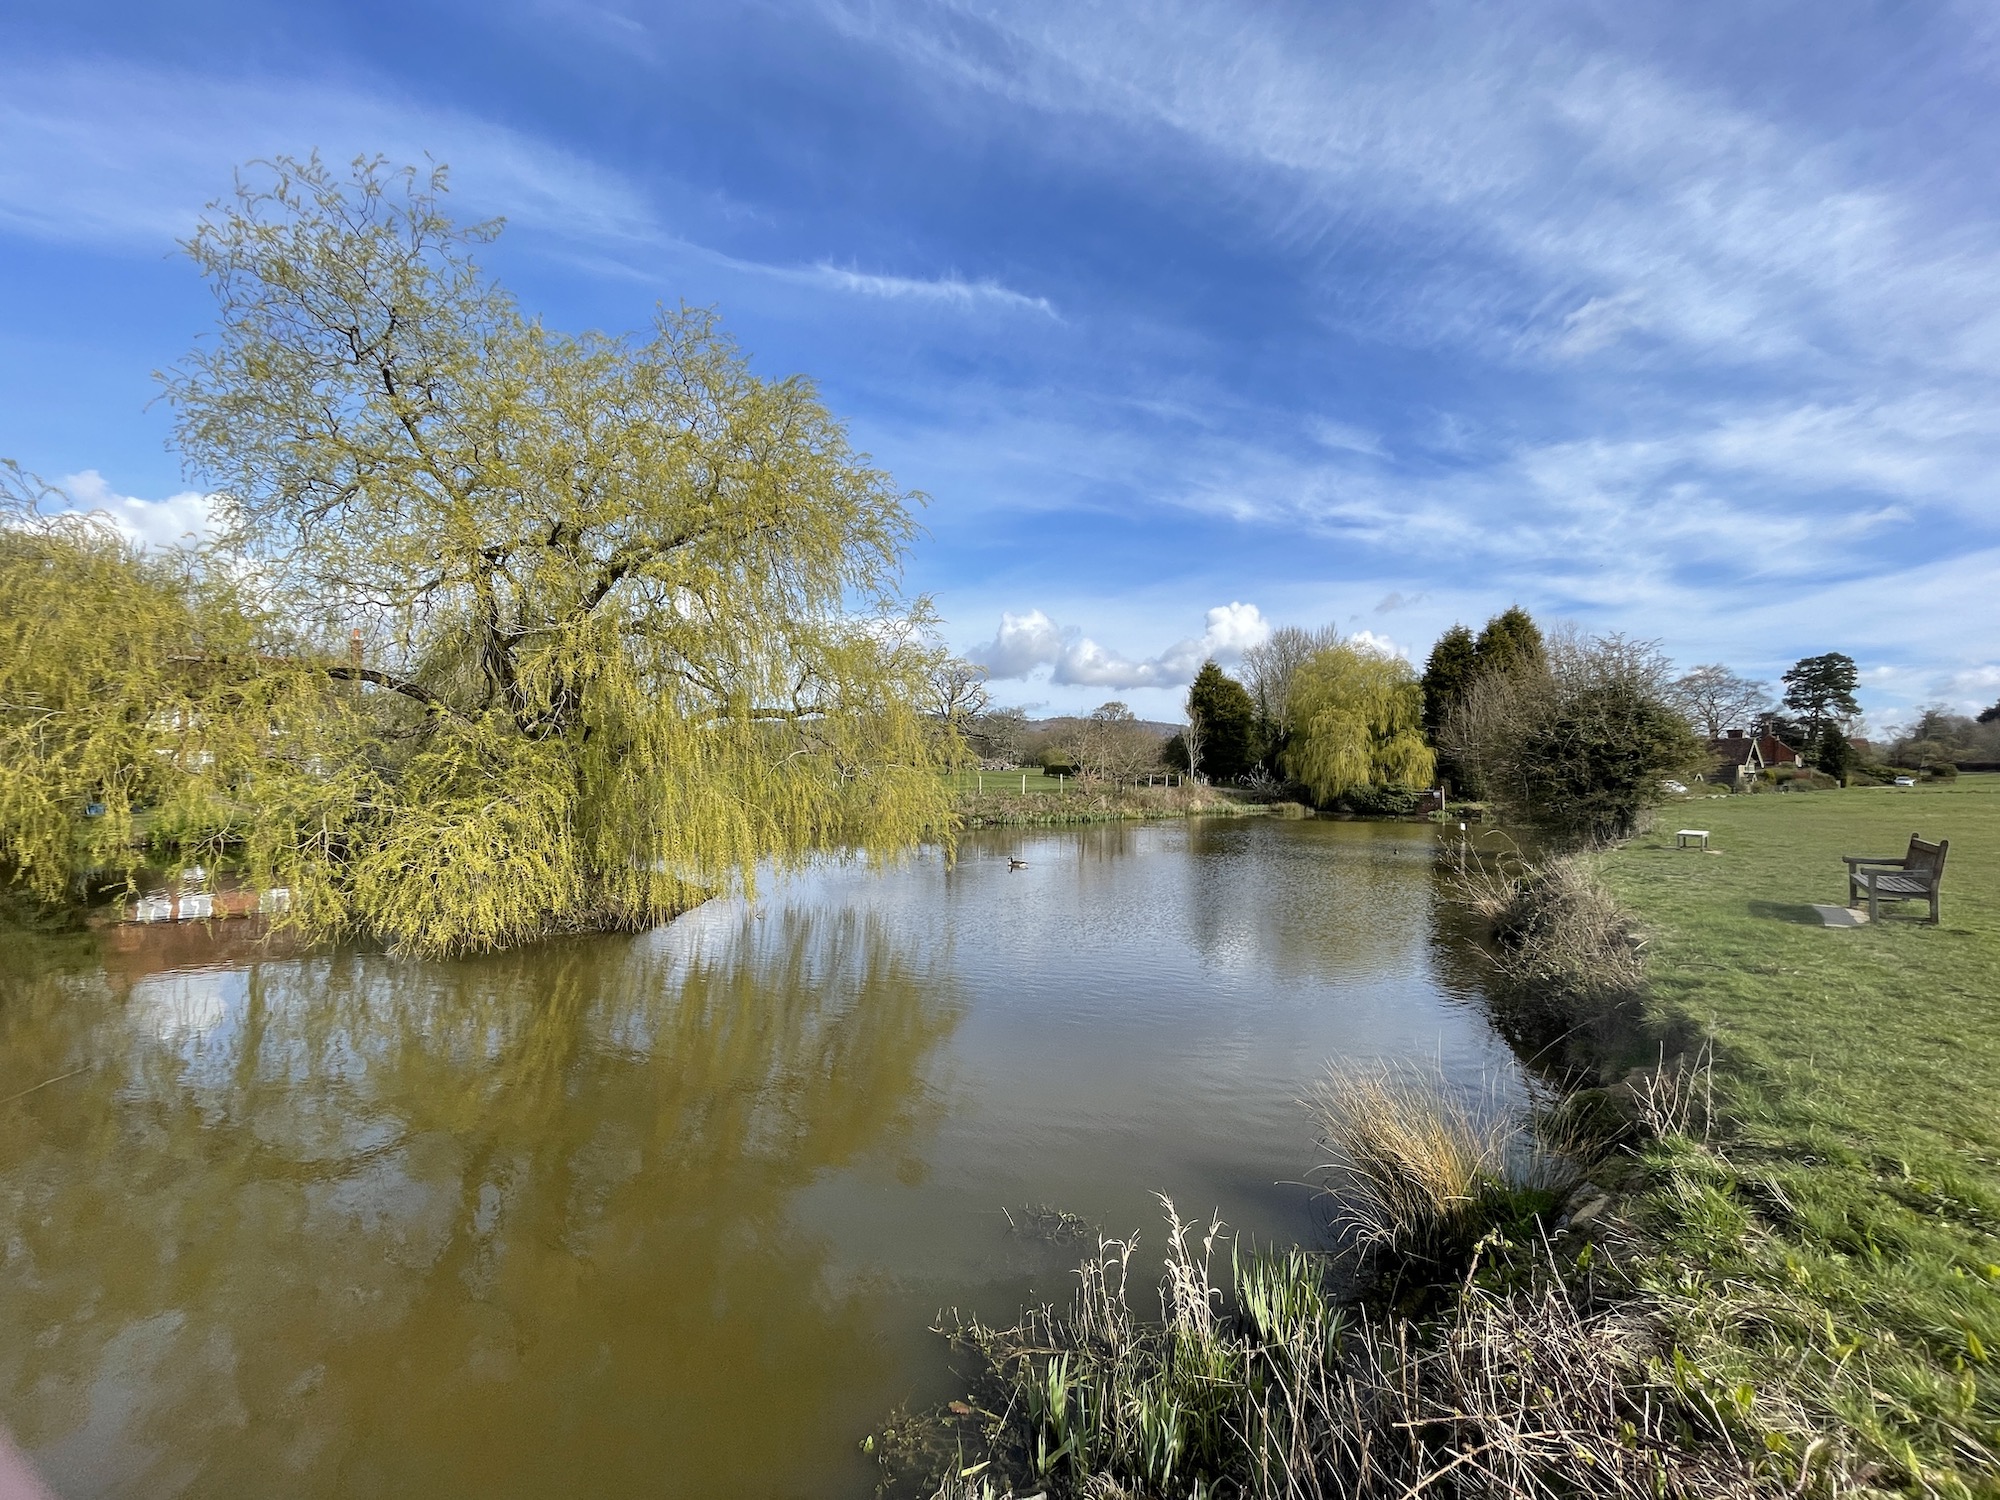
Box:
1706, 728, 1805, 784
1755, 732, 1805, 768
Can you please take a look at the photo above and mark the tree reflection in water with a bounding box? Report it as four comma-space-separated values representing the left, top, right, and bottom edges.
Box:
0, 908, 961, 1498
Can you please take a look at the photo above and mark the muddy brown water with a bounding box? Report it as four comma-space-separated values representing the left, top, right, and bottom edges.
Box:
1, 818, 1522, 1497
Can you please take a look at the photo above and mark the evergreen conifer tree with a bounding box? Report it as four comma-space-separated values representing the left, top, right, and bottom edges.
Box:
1419, 624, 1478, 745
1472, 606, 1545, 679
1780, 653, 1861, 752
1185, 662, 1259, 783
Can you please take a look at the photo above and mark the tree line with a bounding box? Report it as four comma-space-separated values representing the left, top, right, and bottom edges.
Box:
960, 604, 1945, 846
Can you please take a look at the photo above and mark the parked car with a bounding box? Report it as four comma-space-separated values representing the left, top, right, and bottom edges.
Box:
1894, 776, 1916, 787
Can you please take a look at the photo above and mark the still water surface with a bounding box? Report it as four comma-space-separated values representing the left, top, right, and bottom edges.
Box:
1, 817, 1520, 1497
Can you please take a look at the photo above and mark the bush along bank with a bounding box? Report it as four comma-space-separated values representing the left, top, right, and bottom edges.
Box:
956, 783, 1308, 828
871, 830, 1997, 1498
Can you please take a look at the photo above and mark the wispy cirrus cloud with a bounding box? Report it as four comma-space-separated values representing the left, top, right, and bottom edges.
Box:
810, 0, 2000, 372
0, 60, 655, 245
0, 56, 1054, 318
804, 263, 1057, 317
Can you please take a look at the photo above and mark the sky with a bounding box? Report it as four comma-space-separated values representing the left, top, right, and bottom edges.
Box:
2, 0, 1997, 726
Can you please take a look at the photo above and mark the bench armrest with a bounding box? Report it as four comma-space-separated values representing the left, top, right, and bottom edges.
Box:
1842, 854, 1908, 868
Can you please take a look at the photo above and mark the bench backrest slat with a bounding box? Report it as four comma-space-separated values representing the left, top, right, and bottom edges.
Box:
1906, 836, 1947, 882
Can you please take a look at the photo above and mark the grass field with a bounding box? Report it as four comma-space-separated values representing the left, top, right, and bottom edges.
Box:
946, 768, 1076, 795
1598, 776, 2000, 1493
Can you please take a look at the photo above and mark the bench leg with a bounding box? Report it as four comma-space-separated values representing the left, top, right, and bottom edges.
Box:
1929, 889, 1939, 925
1867, 882, 1879, 923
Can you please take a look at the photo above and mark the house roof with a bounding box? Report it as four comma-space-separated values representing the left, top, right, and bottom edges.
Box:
1708, 735, 1761, 767
1757, 734, 1803, 765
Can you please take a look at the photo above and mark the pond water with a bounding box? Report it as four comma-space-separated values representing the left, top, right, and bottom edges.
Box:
0, 817, 1522, 1498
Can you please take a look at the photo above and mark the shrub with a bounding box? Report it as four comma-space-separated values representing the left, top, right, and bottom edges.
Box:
1337, 782, 1425, 816
1447, 849, 1644, 1058
1445, 630, 1705, 844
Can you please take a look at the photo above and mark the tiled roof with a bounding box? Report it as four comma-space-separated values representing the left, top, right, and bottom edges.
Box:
1757, 735, 1803, 765
1709, 736, 1759, 766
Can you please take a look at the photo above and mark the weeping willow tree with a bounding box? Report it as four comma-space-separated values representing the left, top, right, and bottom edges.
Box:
1, 155, 961, 955
0, 466, 215, 895
1282, 640, 1434, 804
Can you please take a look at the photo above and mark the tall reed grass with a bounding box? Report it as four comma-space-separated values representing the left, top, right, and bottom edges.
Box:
911, 1196, 1763, 1499
1452, 847, 1641, 998
1311, 1060, 1577, 1269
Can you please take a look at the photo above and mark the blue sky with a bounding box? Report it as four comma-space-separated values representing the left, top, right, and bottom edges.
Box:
3, 1, 1997, 725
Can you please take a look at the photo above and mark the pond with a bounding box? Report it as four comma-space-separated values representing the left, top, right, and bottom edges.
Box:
0, 817, 1524, 1498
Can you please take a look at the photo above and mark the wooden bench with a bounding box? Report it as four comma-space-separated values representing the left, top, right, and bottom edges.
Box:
1843, 834, 1948, 924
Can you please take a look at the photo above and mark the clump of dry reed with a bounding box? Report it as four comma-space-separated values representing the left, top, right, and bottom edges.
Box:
1446, 845, 1644, 1060
1344, 1276, 1771, 1499
1311, 1060, 1578, 1270
910, 1201, 1769, 1500
1457, 849, 1641, 999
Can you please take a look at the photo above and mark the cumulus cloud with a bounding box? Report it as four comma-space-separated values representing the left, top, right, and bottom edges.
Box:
57, 470, 223, 550
1346, 629, 1409, 660
969, 609, 1068, 677
968, 601, 1272, 689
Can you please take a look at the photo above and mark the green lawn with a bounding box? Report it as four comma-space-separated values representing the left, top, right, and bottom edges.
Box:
948, 768, 1075, 795
1598, 776, 2000, 1493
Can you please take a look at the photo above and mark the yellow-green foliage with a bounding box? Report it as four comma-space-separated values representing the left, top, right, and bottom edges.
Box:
0, 475, 190, 896
0, 469, 300, 899
1, 156, 961, 954
1282, 640, 1434, 802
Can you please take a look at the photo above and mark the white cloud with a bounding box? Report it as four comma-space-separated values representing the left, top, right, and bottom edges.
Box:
968, 608, 1068, 677
57, 470, 222, 550
818, 1, 2000, 372
968, 601, 1271, 689
0, 58, 1054, 319
1307, 418, 1384, 457
1346, 629, 1408, 660
0, 62, 655, 247
806, 264, 1058, 317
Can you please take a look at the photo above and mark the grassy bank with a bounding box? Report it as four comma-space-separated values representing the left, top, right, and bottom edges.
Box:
873, 778, 1999, 1497
1592, 775, 2000, 1493
956, 781, 1301, 827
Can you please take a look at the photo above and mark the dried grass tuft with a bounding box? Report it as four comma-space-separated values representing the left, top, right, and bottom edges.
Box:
1312, 1060, 1577, 1267
907, 1203, 1770, 1500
